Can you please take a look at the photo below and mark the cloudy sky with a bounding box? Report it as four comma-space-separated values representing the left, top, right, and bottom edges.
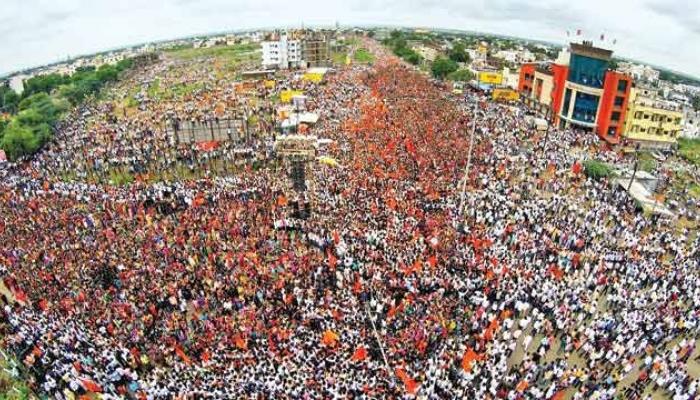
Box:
1, 0, 699, 77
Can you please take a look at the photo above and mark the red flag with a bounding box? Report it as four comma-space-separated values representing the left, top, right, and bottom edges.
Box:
351, 346, 368, 362
572, 161, 582, 175
404, 138, 416, 156
196, 141, 219, 152
428, 255, 437, 269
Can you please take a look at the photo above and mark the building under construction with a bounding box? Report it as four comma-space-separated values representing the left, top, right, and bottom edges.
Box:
300, 30, 332, 68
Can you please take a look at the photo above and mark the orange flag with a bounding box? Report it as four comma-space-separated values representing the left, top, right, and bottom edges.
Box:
234, 334, 248, 350
351, 346, 368, 362
551, 390, 566, 400
516, 379, 529, 392
548, 264, 564, 280
461, 347, 483, 372
80, 378, 102, 393
395, 368, 419, 395
174, 345, 192, 365
328, 250, 337, 269
322, 330, 340, 347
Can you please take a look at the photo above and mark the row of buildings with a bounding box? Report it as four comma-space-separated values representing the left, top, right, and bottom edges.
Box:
516, 40, 697, 149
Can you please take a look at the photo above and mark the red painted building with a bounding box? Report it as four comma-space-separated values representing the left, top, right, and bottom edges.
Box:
517, 41, 633, 143
597, 71, 632, 142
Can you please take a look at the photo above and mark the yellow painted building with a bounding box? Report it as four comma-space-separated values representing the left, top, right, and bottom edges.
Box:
624, 87, 683, 147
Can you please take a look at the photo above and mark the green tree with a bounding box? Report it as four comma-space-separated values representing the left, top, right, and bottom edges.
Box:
449, 42, 470, 63
96, 64, 119, 82
692, 95, 700, 111
17, 93, 63, 123
447, 69, 475, 82
431, 57, 458, 80
116, 58, 134, 72
22, 73, 69, 97
583, 160, 613, 180
0, 122, 42, 160
0, 86, 20, 113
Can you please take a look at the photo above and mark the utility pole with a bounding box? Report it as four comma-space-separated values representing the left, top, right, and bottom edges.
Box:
627, 143, 641, 192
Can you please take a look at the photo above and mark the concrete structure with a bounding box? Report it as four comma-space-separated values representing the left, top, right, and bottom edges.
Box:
681, 108, 700, 139
262, 34, 303, 69
301, 30, 332, 68
623, 85, 683, 149
518, 41, 632, 143
618, 62, 660, 84
501, 67, 520, 90
9, 75, 28, 94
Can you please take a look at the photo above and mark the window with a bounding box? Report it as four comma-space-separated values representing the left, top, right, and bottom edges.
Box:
617, 80, 628, 92
614, 96, 625, 107
611, 111, 621, 121
567, 54, 607, 88
571, 92, 600, 123
635, 111, 643, 119
644, 114, 650, 120
562, 88, 572, 115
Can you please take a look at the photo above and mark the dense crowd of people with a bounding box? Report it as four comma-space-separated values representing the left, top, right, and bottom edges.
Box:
0, 38, 698, 399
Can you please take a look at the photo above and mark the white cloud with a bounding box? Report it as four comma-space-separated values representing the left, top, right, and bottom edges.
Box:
0, 0, 698, 77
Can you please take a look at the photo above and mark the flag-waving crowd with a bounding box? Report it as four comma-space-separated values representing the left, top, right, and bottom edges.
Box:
0, 38, 698, 400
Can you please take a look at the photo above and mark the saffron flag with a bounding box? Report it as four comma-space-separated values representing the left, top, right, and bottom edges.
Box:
196, 141, 219, 152
461, 347, 483, 372
174, 345, 192, 365
322, 330, 340, 347
516, 379, 529, 392
351, 346, 368, 362
80, 378, 103, 393
234, 334, 248, 350
395, 368, 419, 395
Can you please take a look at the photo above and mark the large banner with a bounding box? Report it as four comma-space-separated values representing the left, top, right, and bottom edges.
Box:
280, 90, 304, 103
492, 89, 519, 102
478, 72, 503, 85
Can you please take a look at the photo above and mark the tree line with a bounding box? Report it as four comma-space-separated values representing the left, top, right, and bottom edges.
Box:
0, 57, 137, 161
380, 30, 474, 82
